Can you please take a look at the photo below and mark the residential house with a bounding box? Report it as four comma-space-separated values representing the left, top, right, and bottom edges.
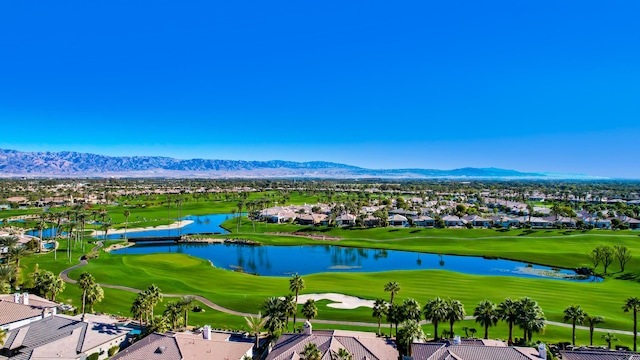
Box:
412, 216, 435, 228
410, 338, 543, 360
266, 322, 398, 360
0, 314, 131, 360
0, 293, 58, 331
388, 214, 409, 227
491, 216, 521, 229
111, 327, 253, 360
335, 213, 356, 227
363, 215, 380, 227
442, 215, 465, 228
560, 349, 640, 359
462, 215, 491, 228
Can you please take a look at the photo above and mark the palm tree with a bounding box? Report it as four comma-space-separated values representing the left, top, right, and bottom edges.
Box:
602, 332, 618, 349
585, 314, 605, 346
77, 272, 96, 315
282, 294, 297, 332
179, 295, 195, 328
474, 300, 499, 339
144, 284, 163, 319
563, 305, 586, 346
101, 222, 112, 240
36, 220, 46, 253
445, 299, 466, 338
401, 298, 422, 323
301, 343, 322, 360
130, 296, 146, 325
386, 303, 400, 337
123, 210, 130, 241
85, 283, 104, 313
334, 348, 352, 360
302, 299, 318, 321
372, 298, 388, 336
0, 264, 16, 285
424, 297, 448, 340
0, 328, 6, 347
498, 298, 519, 344
516, 297, 546, 342
396, 319, 424, 357
7, 246, 28, 267
289, 273, 305, 329
384, 281, 401, 304
164, 301, 183, 330
263, 297, 286, 335
244, 311, 268, 350
623, 297, 640, 351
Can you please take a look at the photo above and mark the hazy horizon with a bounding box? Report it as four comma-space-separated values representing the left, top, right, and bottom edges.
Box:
1, 1, 638, 178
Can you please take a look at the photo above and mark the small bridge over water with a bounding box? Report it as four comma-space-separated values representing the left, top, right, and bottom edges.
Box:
127, 232, 221, 243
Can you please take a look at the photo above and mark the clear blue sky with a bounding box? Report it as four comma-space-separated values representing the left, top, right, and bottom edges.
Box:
1, 1, 639, 178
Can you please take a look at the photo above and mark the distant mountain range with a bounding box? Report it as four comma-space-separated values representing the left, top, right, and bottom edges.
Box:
0, 148, 595, 179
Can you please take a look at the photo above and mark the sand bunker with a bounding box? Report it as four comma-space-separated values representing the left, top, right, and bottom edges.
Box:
297, 293, 375, 310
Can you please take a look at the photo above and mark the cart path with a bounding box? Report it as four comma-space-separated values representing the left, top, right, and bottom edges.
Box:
58, 241, 637, 335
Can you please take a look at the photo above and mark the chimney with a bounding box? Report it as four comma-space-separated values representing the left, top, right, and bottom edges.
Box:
14, 293, 20, 303
538, 343, 547, 359
303, 321, 312, 335
203, 325, 211, 340
22, 292, 29, 305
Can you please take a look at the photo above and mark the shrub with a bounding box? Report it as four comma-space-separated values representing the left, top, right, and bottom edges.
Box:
108, 346, 120, 356
87, 353, 100, 360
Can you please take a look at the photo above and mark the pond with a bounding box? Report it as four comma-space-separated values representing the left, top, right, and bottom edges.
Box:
102, 214, 233, 239
111, 243, 599, 282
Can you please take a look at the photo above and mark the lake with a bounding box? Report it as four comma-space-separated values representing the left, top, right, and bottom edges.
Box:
111, 242, 599, 282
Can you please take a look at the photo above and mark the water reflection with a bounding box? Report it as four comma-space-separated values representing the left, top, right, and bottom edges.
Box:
112, 243, 600, 282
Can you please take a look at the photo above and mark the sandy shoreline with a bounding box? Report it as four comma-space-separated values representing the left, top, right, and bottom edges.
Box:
90, 220, 194, 236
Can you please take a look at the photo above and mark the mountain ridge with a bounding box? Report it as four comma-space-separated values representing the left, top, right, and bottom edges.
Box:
0, 148, 590, 179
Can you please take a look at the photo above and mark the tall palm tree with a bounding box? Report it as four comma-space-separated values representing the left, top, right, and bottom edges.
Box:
401, 298, 422, 322
179, 295, 195, 328
397, 320, 424, 357
144, 284, 163, 319
123, 210, 130, 241
302, 299, 318, 321
372, 298, 388, 336
36, 219, 46, 253
386, 303, 400, 337
282, 294, 297, 332
384, 281, 401, 304
0, 265, 16, 285
101, 222, 112, 240
263, 297, 286, 335
77, 272, 96, 315
244, 311, 268, 350
474, 300, 499, 339
516, 297, 546, 342
8, 246, 28, 267
585, 314, 605, 346
164, 301, 183, 330
563, 305, 586, 346
445, 299, 466, 338
85, 283, 104, 313
424, 297, 448, 340
623, 297, 640, 351
334, 348, 352, 360
498, 298, 519, 344
289, 273, 305, 329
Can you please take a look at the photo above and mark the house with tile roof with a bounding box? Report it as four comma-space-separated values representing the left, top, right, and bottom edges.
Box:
111, 326, 253, 360
560, 348, 640, 359
0, 314, 131, 360
410, 339, 544, 360
265, 322, 398, 360
0, 293, 58, 331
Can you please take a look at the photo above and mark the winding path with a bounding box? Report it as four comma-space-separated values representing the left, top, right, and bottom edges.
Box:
58, 241, 638, 336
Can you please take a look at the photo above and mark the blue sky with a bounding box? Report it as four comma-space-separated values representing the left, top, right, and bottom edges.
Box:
1, 1, 639, 178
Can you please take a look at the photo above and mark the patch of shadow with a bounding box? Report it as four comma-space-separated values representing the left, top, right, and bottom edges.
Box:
615, 272, 640, 282
410, 229, 421, 234
388, 229, 400, 232
496, 229, 511, 233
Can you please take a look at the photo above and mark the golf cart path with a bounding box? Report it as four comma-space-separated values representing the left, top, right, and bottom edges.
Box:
58, 241, 637, 335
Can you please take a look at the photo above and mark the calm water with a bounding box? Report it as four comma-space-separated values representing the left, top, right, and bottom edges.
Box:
103, 214, 233, 239
111, 243, 599, 282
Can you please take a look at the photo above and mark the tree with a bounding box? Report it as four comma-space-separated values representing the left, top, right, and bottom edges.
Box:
85, 283, 104, 313
123, 210, 130, 241
301, 343, 322, 360
143, 284, 163, 319
585, 314, 605, 346
445, 299, 465, 338
396, 320, 424, 356
302, 299, 318, 321
78, 272, 96, 315
372, 298, 388, 336
0, 265, 16, 286
289, 273, 305, 329
602, 332, 618, 349
563, 305, 586, 346
474, 300, 499, 340
0, 328, 6, 347
614, 244, 631, 272
164, 301, 183, 331
101, 222, 112, 240
623, 297, 640, 351
400, 298, 422, 323
516, 297, 546, 343
179, 295, 195, 328
7, 246, 28, 267
245, 311, 268, 350
424, 297, 448, 340
384, 281, 401, 304
263, 297, 286, 335
386, 303, 400, 337
498, 298, 519, 344
282, 294, 297, 332
334, 348, 352, 360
